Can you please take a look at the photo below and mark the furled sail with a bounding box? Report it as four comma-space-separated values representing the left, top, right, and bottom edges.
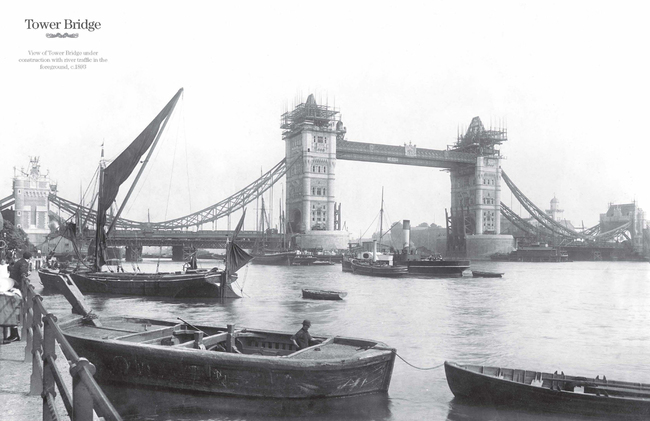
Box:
95, 88, 183, 268
226, 209, 253, 274
226, 242, 253, 274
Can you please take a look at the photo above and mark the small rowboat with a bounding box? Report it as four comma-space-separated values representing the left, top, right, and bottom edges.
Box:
302, 288, 347, 300
471, 270, 504, 278
445, 361, 650, 417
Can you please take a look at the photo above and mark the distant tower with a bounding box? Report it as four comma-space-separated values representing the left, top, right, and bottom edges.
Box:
281, 94, 341, 234
546, 196, 564, 221
13, 157, 57, 247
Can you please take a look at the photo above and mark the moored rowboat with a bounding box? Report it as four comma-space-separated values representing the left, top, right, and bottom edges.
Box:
302, 288, 347, 300
471, 270, 504, 278
445, 361, 650, 417
59, 315, 396, 399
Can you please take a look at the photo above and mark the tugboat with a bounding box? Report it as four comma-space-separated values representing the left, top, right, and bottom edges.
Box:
347, 240, 408, 277
393, 220, 470, 277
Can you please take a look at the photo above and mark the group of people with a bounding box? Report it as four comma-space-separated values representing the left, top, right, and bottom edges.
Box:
0, 251, 32, 344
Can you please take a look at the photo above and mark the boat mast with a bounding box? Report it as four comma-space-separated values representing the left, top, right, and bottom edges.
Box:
106, 89, 183, 236
379, 187, 384, 247
94, 162, 105, 268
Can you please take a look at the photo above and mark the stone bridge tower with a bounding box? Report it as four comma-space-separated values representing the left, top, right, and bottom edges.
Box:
448, 117, 512, 256
13, 157, 57, 249
281, 94, 348, 250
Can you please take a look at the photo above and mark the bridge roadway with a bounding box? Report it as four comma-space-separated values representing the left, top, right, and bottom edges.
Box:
106, 229, 285, 249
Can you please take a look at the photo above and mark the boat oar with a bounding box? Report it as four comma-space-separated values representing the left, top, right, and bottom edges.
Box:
177, 317, 204, 333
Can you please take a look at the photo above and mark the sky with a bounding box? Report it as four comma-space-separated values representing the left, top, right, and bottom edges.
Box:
1, 1, 649, 238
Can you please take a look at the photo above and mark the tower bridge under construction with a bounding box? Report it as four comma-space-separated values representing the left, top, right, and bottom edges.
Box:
1, 94, 648, 261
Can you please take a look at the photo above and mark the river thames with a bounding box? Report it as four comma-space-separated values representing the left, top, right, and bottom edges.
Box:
37, 259, 650, 420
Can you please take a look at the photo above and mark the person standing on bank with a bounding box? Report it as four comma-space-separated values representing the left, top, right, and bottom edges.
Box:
4, 252, 31, 343
290, 320, 321, 351
9, 252, 31, 290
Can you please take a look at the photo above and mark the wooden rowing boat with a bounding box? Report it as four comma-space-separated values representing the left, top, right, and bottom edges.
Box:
445, 361, 650, 417
58, 315, 396, 398
302, 288, 347, 300
471, 270, 504, 278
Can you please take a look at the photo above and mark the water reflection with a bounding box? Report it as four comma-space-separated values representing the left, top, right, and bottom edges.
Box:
446, 397, 644, 421
100, 384, 392, 421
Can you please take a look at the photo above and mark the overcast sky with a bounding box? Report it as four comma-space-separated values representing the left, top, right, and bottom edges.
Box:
2, 1, 649, 237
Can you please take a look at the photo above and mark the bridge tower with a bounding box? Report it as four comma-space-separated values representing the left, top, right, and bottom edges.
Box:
13, 157, 57, 250
281, 94, 349, 250
448, 117, 513, 256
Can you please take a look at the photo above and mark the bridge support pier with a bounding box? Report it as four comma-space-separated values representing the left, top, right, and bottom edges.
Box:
172, 246, 184, 262
125, 246, 142, 262
465, 235, 514, 260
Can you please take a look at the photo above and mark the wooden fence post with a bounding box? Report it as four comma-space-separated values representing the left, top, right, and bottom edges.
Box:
29, 296, 44, 395
42, 314, 58, 421
226, 324, 235, 352
70, 358, 97, 421
25, 293, 41, 363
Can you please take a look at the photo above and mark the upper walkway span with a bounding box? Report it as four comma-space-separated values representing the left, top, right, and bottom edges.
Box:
336, 140, 477, 168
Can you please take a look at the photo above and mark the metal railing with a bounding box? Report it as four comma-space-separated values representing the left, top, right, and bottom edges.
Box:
21, 279, 122, 421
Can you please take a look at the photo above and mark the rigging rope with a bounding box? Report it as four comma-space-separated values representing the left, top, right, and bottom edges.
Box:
180, 98, 193, 213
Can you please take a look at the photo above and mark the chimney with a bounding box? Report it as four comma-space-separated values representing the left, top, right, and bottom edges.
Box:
403, 220, 411, 252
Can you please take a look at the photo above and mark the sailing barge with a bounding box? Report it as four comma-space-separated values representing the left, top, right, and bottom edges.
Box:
38, 88, 252, 298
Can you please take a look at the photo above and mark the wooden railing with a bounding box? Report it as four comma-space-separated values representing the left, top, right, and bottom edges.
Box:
21, 279, 122, 421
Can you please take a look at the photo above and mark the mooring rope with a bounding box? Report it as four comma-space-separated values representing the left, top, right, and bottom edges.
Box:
393, 351, 444, 371
359, 346, 444, 370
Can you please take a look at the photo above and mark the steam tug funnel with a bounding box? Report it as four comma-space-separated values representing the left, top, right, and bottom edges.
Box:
372, 240, 377, 262
403, 220, 411, 253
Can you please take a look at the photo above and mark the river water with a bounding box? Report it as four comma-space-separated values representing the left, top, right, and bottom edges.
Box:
36, 259, 650, 420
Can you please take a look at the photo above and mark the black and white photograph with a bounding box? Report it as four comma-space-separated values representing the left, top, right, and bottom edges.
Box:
1, 1, 649, 420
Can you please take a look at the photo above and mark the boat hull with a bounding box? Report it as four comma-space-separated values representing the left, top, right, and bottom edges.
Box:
59, 316, 396, 399
302, 289, 347, 300
293, 256, 319, 266
250, 252, 296, 266
350, 260, 408, 277
445, 361, 650, 417
38, 268, 241, 298
403, 260, 470, 277
471, 271, 503, 278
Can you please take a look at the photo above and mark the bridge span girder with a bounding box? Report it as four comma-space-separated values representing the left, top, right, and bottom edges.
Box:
336, 140, 476, 169
106, 230, 285, 250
